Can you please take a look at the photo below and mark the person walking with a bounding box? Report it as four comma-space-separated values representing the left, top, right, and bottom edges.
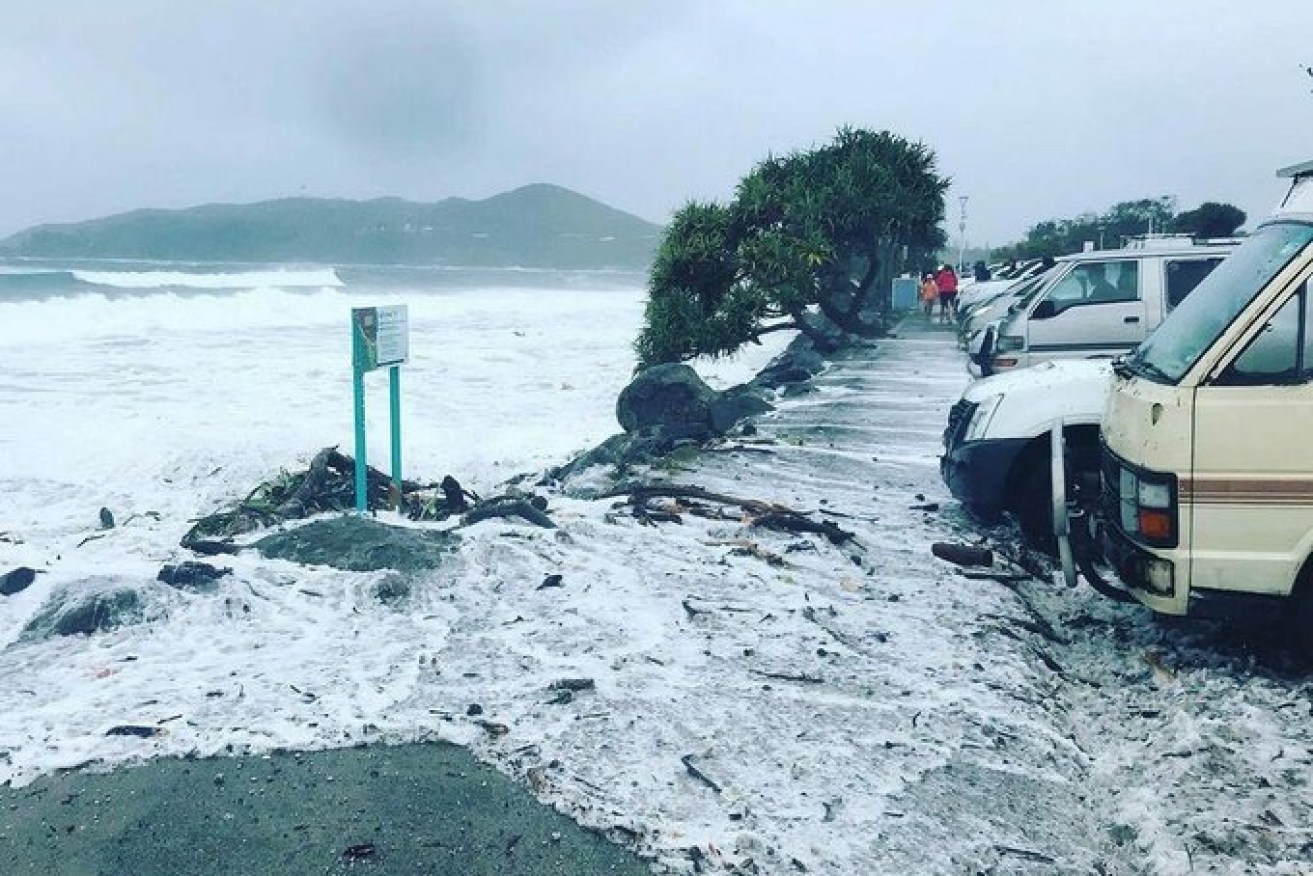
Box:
919, 273, 939, 319
934, 264, 959, 323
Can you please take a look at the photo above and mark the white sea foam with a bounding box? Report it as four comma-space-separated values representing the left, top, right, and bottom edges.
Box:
71, 267, 344, 289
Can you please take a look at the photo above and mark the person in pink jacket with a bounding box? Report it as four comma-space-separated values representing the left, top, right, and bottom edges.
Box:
933, 264, 959, 322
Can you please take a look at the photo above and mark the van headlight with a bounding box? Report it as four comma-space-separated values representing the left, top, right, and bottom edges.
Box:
1114, 463, 1178, 547
964, 394, 1002, 441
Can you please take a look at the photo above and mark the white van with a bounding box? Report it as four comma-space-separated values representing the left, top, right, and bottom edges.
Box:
1066, 160, 1313, 636
973, 238, 1234, 377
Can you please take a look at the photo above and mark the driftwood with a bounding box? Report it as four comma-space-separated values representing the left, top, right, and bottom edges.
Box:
680, 754, 722, 794
460, 496, 555, 529
931, 542, 994, 567
601, 484, 855, 545
180, 447, 497, 553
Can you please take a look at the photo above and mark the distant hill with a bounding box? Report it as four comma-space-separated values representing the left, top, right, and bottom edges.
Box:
0, 184, 662, 269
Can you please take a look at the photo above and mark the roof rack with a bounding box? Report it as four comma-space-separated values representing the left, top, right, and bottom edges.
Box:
1276, 160, 1313, 179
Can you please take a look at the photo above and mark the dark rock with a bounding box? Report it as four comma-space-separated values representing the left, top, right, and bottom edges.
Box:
21, 585, 148, 640
750, 335, 828, 390
254, 516, 459, 572
467, 703, 483, 716
157, 561, 231, 592
371, 574, 411, 606
616, 363, 717, 436
538, 574, 564, 590
99, 507, 116, 529
1, 566, 37, 596
709, 387, 773, 434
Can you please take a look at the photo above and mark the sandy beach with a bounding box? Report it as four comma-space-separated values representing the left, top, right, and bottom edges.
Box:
0, 742, 650, 875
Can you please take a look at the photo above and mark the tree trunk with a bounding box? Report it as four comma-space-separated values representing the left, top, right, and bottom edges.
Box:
786, 306, 841, 353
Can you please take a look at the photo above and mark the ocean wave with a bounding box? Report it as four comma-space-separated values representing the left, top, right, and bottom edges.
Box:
71, 267, 343, 289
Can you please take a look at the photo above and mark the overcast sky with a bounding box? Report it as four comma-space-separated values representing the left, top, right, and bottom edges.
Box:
4, 0, 1312, 247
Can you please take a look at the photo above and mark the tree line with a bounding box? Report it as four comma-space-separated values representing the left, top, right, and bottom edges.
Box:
990, 198, 1246, 262
636, 126, 1247, 368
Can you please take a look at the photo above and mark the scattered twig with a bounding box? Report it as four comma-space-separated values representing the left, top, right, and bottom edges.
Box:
994, 845, 1056, 864
749, 669, 824, 685
600, 484, 855, 544
979, 612, 1068, 646
680, 754, 722, 794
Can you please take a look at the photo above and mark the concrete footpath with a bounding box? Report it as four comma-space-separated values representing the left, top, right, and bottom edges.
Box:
0, 742, 650, 875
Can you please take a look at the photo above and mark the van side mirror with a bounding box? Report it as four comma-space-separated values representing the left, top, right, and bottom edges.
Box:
1032, 300, 1057, 320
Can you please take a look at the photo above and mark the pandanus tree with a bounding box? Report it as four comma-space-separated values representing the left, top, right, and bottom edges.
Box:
636, 128, 948, 368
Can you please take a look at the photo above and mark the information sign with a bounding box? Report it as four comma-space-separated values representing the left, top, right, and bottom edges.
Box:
353, 305, 409, 371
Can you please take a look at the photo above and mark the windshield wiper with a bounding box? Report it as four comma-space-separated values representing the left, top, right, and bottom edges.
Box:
1115, 354, 1171, 382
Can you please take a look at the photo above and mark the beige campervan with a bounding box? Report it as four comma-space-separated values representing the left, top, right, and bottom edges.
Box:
1093, 160, 1313, 636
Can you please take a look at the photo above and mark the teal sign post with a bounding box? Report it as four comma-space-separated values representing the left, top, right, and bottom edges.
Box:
351, 305, 409, 513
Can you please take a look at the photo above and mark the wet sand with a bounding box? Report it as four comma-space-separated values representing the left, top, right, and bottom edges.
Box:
0, 742, 650, 875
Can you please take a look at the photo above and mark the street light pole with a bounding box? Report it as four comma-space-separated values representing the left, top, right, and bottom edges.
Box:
957, 195, 969, 272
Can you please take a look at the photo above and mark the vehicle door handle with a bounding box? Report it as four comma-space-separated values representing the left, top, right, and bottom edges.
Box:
1123, 316, 1140, 324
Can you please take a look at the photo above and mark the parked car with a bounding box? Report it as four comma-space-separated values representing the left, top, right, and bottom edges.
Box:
958, 272, 1052, 352
971, 238, 1235, 377
955, 259, 1048, 313
941, 358, 1110, 546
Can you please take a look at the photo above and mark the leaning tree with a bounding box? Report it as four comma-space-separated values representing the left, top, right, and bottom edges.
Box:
635, 128, 948, 368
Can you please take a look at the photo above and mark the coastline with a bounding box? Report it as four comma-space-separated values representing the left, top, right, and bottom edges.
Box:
0, 741, 650, 875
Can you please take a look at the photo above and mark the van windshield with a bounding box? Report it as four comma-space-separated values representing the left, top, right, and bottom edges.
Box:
1125, 222, 1313, 383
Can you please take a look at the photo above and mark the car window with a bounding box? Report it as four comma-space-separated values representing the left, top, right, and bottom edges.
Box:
1216, 281, 1311, 385
1164, 257, 1224, 310
1042, 259, 1138, 313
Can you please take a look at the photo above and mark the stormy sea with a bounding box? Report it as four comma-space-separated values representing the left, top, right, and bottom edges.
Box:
0, 259, 785, 780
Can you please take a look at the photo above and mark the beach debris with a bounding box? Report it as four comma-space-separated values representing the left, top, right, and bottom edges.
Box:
157, 561, 231, 592
537, 573, 564, 590
460, 494, 555, 529
1144, 649, 1177, 684
180, 446, 489, 552
931, 542, 994, 568
474, 718, 510, 737
749, 669, 824, 685
341, 842, 377, 862
0, 566, 37, 596
549, 678, 595, 692
708, 538, 787, 567
104, 724, 164, 738
602, 483, 855, 545
98, 507, 116, 529
680, 754, 722, 794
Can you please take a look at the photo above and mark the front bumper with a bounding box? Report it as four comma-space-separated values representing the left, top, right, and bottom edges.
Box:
1099, 521, 1283, 620
940, 437, 1029, 522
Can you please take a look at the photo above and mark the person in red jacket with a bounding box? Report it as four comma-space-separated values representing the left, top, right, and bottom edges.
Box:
934, 264, 959, 322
